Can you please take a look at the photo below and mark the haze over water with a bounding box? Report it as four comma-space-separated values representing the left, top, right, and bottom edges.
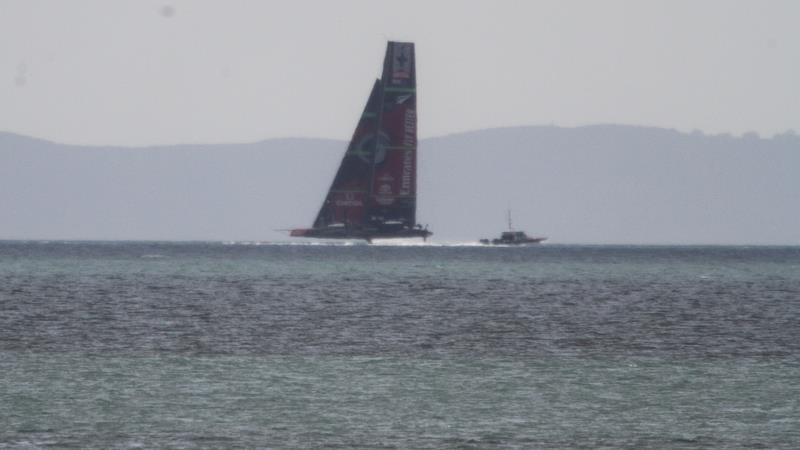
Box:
2, 1, 799, 448
2, 241, 799, 448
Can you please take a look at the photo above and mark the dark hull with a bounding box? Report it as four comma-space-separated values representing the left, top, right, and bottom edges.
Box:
480, 237, 546, 245
292, 226, 432, 243
479, 233, 547, 245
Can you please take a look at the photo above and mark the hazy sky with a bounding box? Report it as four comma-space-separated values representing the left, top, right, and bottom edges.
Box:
2, 0, 798, 145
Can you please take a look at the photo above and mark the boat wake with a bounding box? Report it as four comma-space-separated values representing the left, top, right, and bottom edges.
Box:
220, 240, 487, 247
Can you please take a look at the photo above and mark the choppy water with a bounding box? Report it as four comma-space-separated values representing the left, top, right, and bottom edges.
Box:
1, 241, 799, 448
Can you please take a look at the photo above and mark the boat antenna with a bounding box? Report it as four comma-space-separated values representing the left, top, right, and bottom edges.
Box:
507, 210, 514, 231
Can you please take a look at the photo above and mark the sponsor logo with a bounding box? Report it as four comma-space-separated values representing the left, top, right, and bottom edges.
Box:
400, 108, 415, 195
335, 199, 363, 206
352, 132, 390, 164
391, 43, 411, 83
402, 109, 416, 147
335, 192, 363, 207
375, 182, 394, 205
375, 196, 395, 206
396, 94, 412, 104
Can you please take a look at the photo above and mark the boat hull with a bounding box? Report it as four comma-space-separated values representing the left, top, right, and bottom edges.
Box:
291, 226, 432, 242
480, 237, 547, 245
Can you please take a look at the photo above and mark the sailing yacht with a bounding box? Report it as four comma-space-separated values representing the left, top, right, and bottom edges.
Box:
291, 42, 431, 243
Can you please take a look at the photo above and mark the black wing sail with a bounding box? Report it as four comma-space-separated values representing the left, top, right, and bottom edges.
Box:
291, 42, 430, 241
313, 80, 382, 229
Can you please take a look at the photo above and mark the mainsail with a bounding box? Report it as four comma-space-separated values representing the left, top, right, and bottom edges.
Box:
313, 79, 382, 229
292, 41, 430, 242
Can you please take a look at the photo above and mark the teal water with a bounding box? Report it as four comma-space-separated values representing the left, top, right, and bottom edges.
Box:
1, 242, 799, 448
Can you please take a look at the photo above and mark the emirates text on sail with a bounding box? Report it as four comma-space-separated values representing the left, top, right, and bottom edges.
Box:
400, 108, 415, 196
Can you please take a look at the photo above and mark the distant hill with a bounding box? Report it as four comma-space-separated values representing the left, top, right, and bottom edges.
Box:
1, 125, 798, 244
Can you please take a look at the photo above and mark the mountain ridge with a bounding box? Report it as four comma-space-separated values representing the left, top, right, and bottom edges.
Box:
2, 125, 798, 244
2, 123, 797, 148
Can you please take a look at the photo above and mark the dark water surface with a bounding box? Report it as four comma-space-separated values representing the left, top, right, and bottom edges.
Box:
1, 241, 799, 448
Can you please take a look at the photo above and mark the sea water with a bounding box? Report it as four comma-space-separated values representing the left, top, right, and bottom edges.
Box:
1, 241, 798, 448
